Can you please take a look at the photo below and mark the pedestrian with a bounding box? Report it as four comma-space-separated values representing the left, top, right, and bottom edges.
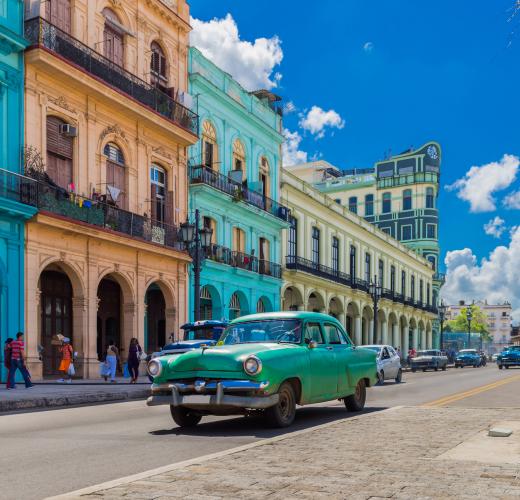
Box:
396, 347, 402, 359
57, 337, 74, 384
127, 338, 142, 384
4, 338, 13, 389
104, 340, 119, 383
8, 332, 33, 389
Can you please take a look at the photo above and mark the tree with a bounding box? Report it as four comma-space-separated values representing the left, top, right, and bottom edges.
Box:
446, 305, 493, 342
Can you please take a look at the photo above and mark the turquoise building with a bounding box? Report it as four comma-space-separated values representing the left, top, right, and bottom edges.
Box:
0, 0, 36, 381
187, 47, 288, 321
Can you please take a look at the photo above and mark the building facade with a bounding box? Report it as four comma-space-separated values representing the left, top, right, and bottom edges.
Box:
281, 170, 436, 352
445, 300, 513, 353
21, 0, 198, 379
187, 47, 287, 321
0, 0, 36, 383
286, 142, 443, 345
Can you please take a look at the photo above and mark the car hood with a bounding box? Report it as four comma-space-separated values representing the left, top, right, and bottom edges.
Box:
167, 343, 295, 373
163, 340, 217, 351
457, 354, 477, 359
499, 351, 520, 357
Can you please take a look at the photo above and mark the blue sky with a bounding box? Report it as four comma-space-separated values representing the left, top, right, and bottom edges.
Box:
190, 1, 520, 316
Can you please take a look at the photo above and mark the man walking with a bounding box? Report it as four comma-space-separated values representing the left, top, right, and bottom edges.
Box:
8, 332, 33, 389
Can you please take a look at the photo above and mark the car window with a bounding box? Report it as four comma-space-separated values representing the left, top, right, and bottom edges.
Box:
387, 347, 396, 357
304, 322, 324, 344
323, 323, 344, 345
382, 347, 390, 359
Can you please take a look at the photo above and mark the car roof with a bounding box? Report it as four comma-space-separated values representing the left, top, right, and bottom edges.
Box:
230, 311, 342, 325
181, 320, 228, 329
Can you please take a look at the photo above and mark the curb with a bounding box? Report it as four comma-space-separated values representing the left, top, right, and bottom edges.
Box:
48, 406, 403, 499
0, 389, 149, 413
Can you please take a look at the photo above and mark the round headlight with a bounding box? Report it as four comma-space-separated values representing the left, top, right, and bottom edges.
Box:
243, 355, 262, 375
147, 359, 163, 377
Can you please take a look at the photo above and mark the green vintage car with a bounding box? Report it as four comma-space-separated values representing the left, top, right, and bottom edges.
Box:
146, 312, 377, 428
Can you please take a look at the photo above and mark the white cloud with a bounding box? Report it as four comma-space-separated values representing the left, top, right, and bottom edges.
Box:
484, 216, 506, 238
190, 14, 283, 91
504, 190, 520, 209
299, 106, 345, 139
363, 42, 374, 53
441, 226, 520, 322
446, 154, 519, 212
283, 101, 296, 114
282, 128, 308, 166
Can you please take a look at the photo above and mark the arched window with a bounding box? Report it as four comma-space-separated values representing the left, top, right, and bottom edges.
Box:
256, 298, 266, 313
229, 292, 242, 320
426, 187, 435, 208
46, 116, 73, 190
103, 8, 124, 67
427, 255, 436, 271
259, 156, 270, 197
150, 41, 168, 91
382, 192, 392, 213
150, 164, 173, 223
202, 121, 218, 170
403, 189, 412, 210
104, 142, 126, 208
348, 196, 358, 214
200, 286, 213, 320
46, 0, 71, 33
232, 139, 246, 182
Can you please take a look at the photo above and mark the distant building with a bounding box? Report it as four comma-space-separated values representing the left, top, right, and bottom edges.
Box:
445, 300, 513, 353
509, 325, 519, 347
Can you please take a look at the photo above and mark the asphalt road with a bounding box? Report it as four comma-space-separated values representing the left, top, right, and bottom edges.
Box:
1, 364, 519, 500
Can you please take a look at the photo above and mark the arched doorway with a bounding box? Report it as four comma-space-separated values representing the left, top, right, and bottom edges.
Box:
145, 284, 166, 353
283, 286, 303, 311
328, 297, 343, 320
97, 277, 122, 360
256, 296, 273, 313
229, 291, 248, 320
307, 291, 325, 312
40, 270, 73, 377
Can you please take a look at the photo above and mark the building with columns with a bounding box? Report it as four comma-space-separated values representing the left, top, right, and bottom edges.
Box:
187, 47, 287, 321
0, 0, 37, 383
281, 169, 436, 352
21, 0, 198, 379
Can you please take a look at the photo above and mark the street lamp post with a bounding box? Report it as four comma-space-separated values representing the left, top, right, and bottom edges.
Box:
369, 274, 382, 344
466, 304, 473, 349
179, 209, 213, 321
438, 299, 447, 352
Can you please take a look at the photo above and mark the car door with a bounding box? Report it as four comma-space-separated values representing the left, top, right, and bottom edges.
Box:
379, 347, 391, 379
385, 346, 399, 378
304, 322, 337, 402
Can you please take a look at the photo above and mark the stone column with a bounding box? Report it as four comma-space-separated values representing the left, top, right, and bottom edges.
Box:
381, 321, 388, 345
86, 258, 100, 379
72, 297, 88, 379
392, 323, 399, 348
413, 327, 419, 350
354, 316, 362, 345
402, 325, 409, 358
421, 329, 427, 349
368, 319, 374, 344
24, 246, 42, 380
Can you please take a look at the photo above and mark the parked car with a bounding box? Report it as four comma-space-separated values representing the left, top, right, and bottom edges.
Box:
147, 312, 377, 428
455, 349, 482, 368
410, 350, 448, 372
491, 353, 500, 362
497, 346, 520, 369
363, 345, 402, 384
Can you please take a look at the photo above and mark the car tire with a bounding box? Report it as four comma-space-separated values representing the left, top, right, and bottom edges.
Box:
170, 406, 202, 428
345, 379, 366, 412
377, 370, 385, 385
395, 369, 402, 383
505, 365, 510, 369
442, 364, 447, 371
422, 368, 427, 372
411, 368, 417, 373
434, 365, 439, 372
265, 381, 296, 428
498, 364, 503, 370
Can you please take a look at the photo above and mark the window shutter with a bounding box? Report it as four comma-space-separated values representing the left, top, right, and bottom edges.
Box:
165, 190, 174, 225
150, 183, 158, 221
46, 117, 61, 154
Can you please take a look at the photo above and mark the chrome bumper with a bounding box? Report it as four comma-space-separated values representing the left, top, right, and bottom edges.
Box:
147, 379, 278, 410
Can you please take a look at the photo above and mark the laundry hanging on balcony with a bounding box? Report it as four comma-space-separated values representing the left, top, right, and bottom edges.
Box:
107, 185, 121, 203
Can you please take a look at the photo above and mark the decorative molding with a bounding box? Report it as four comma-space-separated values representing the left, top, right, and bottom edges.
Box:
152, 146, 172, 161
100, 124, 127, 143
48, 95, 76, 113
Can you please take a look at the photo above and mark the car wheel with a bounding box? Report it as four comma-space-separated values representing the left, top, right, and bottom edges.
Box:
505, 365, 510, 369
170, 406, 202, 428
442, 364, 447, 371
498, 364, 503, 370
411, 368, 417, 373
422, 368, 427, 372
345, 379, 366, 412
395, 369, 402, 383
377, 370, 385, 385
265, 381, 296, 428
434, 365, 439, 372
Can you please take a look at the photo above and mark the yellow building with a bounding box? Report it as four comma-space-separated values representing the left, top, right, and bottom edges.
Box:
281, 170, 436, 353
23, 0, 198, 379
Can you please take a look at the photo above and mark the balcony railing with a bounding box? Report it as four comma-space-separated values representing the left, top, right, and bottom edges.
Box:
206, 244, 281, 279
286, 256, 352, 287
190, 165, 290, 222
0, 169, 184, 251
25, 17, 198, 135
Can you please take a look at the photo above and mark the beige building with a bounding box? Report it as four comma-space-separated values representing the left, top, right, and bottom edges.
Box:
281, 170, 436, 353
446, 300, 513, 351
23, 0, 197, 379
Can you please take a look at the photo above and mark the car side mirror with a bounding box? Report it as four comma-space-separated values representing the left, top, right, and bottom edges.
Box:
308, 340, 318, 349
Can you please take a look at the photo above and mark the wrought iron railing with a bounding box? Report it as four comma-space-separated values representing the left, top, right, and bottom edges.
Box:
190, 164, 290, 222
0, 169, 184, 251
286, 256, 352, 287
25, 17, 198, 135
352, 278, 369, 292
205, 244, 281, 279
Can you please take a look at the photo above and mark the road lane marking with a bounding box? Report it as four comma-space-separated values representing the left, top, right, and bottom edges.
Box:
422, 374, 520, 408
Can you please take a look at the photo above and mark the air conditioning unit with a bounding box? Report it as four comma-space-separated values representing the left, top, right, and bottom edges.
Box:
59, 124, 78, 137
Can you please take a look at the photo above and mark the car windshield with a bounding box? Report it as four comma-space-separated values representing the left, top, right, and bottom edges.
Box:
417, 350, 437, 356
183, 326, 224, 341
459, 350, 477, 354
364, 347, 381, 353
505, 346, 520, 351
220, 320, 302, 345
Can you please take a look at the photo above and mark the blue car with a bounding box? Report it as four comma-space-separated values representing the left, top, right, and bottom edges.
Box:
454, 349, 482, 368
497, 346, 520, 369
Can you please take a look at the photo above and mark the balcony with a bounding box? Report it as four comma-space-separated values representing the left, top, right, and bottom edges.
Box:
24, 17, 198, 136
286, 256, 352, 287
190, 164, 290, 222
0, 169, 184, 252
206, 244, 281, 279
376, 171, 439, 189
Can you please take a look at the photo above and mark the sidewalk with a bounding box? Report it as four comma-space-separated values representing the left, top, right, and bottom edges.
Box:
56, 406, 520, 499
0, 377, 150, 413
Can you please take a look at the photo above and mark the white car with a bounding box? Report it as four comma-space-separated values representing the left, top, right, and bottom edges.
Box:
363, 345, 402, 384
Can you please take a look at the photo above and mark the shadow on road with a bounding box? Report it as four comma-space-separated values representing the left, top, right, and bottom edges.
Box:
149, 405, 388, 439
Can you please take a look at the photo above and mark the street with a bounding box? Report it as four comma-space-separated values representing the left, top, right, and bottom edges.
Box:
1, 365, 519, 500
